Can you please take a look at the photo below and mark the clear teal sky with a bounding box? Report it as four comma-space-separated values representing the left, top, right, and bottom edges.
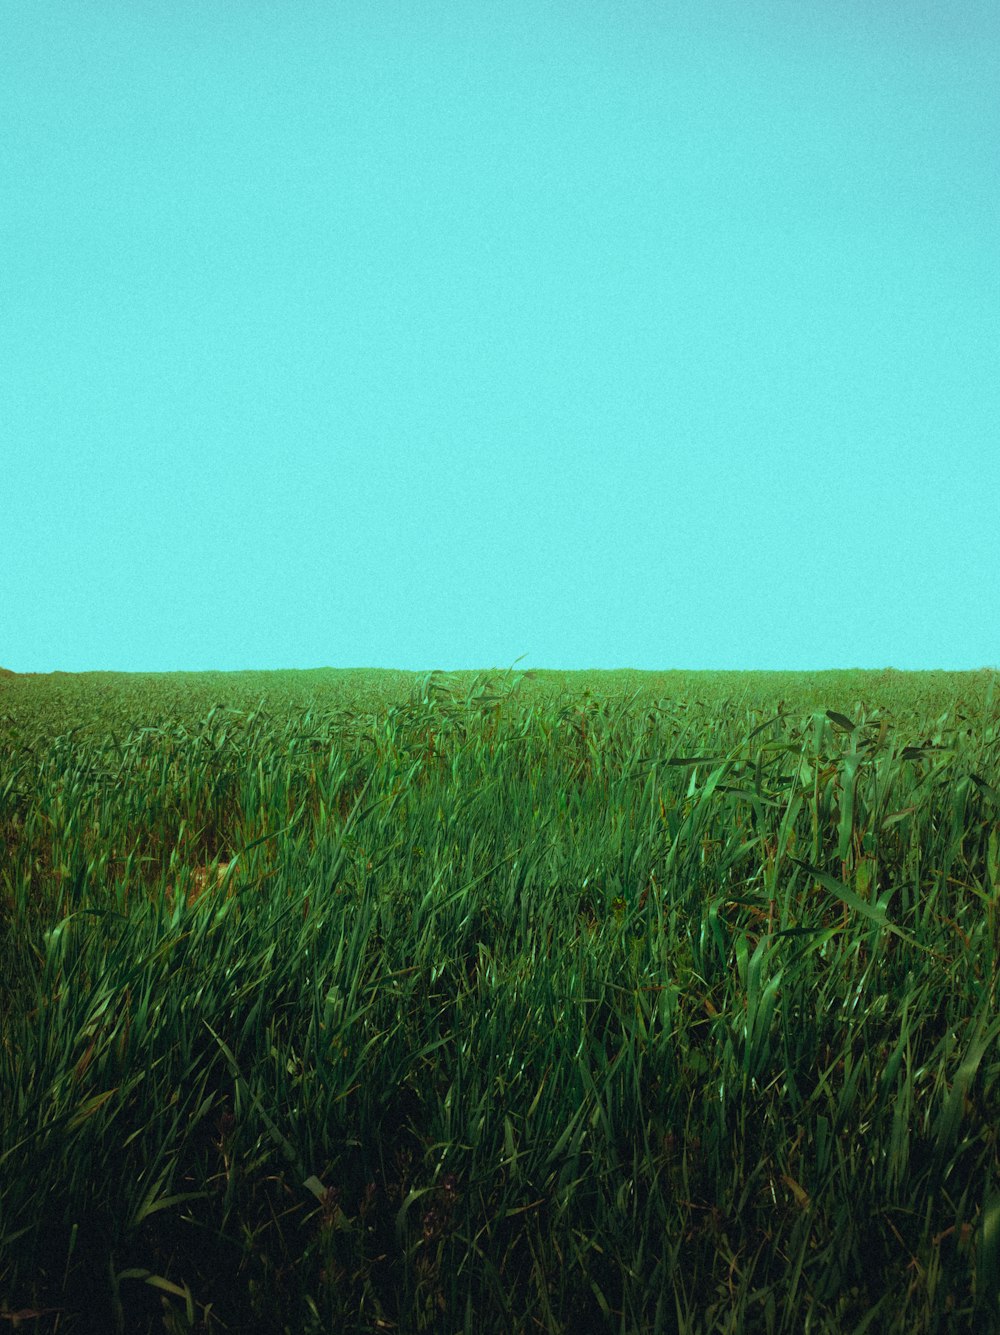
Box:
3, 0, 998, 675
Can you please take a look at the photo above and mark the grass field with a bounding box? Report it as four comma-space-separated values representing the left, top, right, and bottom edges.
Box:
2, 665, 999, 1333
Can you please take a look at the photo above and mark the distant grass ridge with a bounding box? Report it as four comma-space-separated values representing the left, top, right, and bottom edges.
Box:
2, 666, 1000, 1333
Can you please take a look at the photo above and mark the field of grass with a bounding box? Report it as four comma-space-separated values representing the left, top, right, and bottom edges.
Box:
2, 665, 1000, 1333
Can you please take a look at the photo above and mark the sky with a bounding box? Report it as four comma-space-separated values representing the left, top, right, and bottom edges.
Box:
2, 0, 998, 675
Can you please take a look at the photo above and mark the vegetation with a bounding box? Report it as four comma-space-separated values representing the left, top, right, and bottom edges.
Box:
2, 664, 999, 1333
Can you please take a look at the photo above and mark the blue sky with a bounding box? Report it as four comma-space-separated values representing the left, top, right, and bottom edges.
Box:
3, 0, 998, 674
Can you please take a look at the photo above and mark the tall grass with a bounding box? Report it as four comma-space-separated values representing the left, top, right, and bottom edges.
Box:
1, 666, 999, 1333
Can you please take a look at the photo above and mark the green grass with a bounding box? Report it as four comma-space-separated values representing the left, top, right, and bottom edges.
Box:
2, 664, 1000, 1333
